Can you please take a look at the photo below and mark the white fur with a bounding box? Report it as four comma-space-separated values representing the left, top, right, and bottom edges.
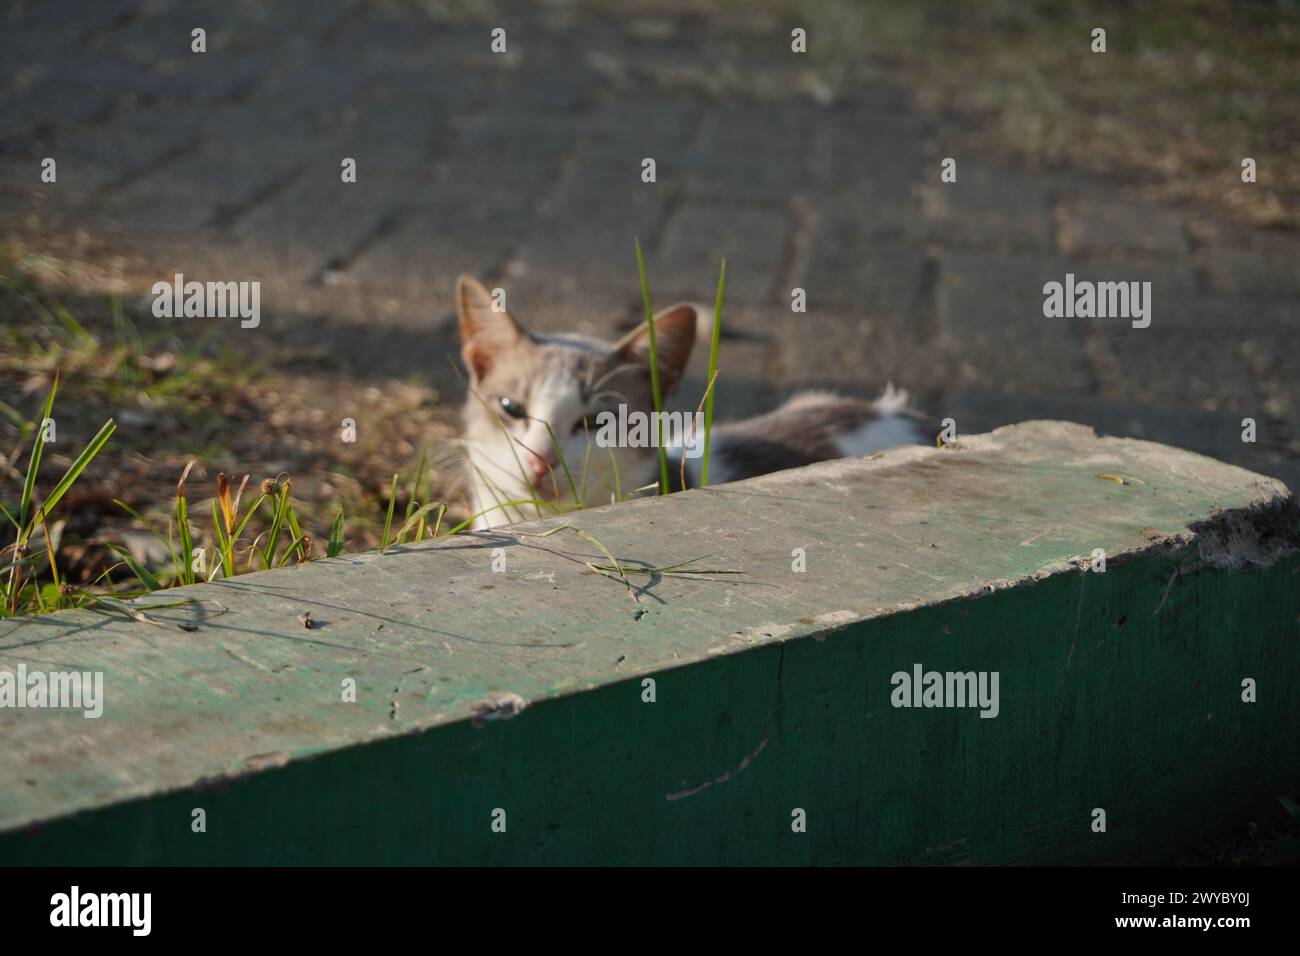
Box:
835, 385, 925, 457
872, 382, 911, 416
835, 412, 925, 457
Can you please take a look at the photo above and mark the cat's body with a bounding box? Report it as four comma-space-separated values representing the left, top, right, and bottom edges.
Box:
678, 385, 927, 488
455, 276, 930, 529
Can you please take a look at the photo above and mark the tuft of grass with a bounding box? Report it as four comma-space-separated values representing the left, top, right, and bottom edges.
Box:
110, 447, 458, 595
1, 374, 117, 616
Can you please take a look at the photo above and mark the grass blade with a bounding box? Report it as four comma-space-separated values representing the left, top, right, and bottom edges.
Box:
701, 257, 725, 487
260, 481, 291, 569
327, 508, 345, 557
172, 461, 198, 583
390, 502, 446, 547
18, 370, 60, 533
381, 473, 398, 549
30, 417, 115, 530
634, 238, 670, 495
107, 543, 164, 592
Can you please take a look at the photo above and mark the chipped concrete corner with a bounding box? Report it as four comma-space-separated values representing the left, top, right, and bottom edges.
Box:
1191, 496, 1300, 572
472, 691, 529, 726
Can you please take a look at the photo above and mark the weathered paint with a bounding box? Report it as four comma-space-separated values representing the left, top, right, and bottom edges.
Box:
1, 421, 1296, 864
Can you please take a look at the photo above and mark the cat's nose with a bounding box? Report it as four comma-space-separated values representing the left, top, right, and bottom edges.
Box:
525, 450, 558, 487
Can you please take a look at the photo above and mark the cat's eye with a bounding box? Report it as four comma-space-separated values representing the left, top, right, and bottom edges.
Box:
499, 397, 527, 420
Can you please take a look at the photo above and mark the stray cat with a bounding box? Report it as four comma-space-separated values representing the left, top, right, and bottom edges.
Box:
456, 275, 931, 529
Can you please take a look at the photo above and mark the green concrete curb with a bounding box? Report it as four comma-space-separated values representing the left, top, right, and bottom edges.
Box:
1, 421, 1296, 864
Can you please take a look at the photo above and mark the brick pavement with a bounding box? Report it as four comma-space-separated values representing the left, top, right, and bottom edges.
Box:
1, 0, 1296, 489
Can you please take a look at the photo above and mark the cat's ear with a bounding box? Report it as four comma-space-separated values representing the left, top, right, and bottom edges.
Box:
614, 304, 697, 394
457, 275, 527, 380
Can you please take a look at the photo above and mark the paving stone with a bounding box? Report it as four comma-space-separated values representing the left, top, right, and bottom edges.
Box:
534, 147, 668, 231
2, 0, 139, 51
1058, 197, 1187, 257
92, 191, 219, 232
232, 55, 366, 122
937, 252, 1093, 394
510, 199, 668, 305
346, 201, 515, 321
841, 191, 928, 248
332, 8, 451, 71
1204, 245, 1300, 298
930, 161, 1054, 251
1063, 258, 1201, 295
1237, 329, 1300, 454
322, 107, 443, 182
229, 174, 403, 283
221, 0, 356, 39
97, 5, 249, 65
822, 109, 925, 198
1089, 327, 1261, 412
683, 103, 814, 201
944, 389, 1276, 472
1084, 294, 1295, 420
798, 211, 927, 312
772, 307, 933, 400
432, 109, 575, 208
1091, 293, 1297, 332
0, 76, 112, 148
110, 116, 312, 218
656, 201, 790, 305
12, 108, 202, 195
133, 54, 271, 107
579, 93, 702, 156
0, 156, 44, 207
486, 49, 601, 113
12, 56, 162, 110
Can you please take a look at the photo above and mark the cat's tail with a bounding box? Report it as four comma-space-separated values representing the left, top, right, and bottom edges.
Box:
873, 381, 912, 415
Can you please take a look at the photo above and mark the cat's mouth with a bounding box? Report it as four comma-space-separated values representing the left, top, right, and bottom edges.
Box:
517, 467, 567, 505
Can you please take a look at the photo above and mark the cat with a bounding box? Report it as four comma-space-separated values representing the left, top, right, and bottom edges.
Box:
455, 275, 931, 529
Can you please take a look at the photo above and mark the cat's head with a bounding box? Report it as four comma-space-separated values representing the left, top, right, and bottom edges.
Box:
456, 275, 697, 528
